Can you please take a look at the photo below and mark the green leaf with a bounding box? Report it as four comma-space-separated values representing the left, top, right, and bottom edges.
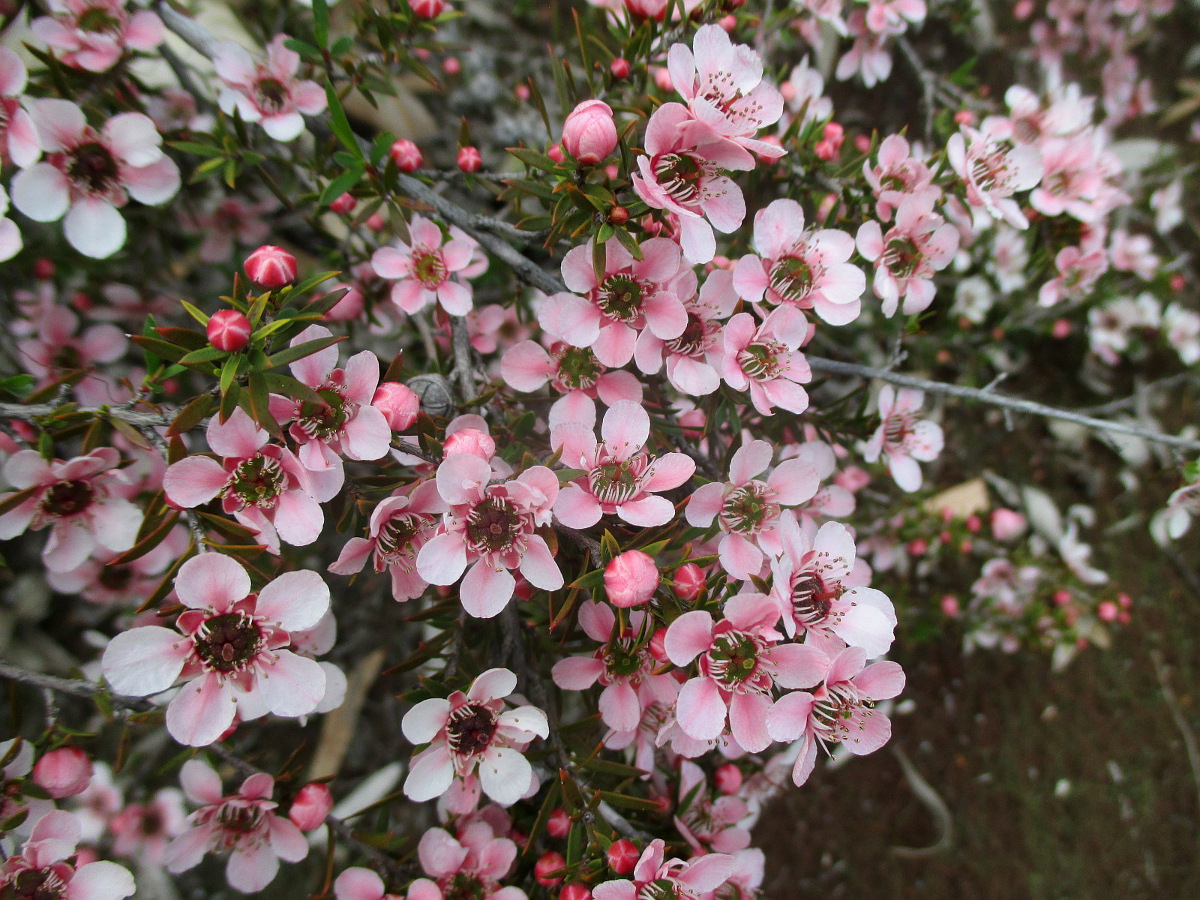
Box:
177, 346, 229, 366
312, 0, 330, 47
168, 140, 225, 158
318, 165, 365, 207
325, 84, 365, 160
167, 393, 215, 437
106, 511, 181, 566
507, 146, 559, 172
259, 371, 325, 406
179, 300, 210, 326
283, 37, 321, 60
248, 372, 281, 437
557, 468, 587, 483
267, 335, 345, 369
220, 354, 248, 396
0, 374, 34, 398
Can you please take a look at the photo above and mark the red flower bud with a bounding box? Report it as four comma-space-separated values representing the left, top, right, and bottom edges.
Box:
546, 808, 571, 839
288, 783, 334, 831
605, 550, 658, 608
244, 245, 297, 288
561, 100, 618, 166
372, 382, 420, 431
648, 627, 669, 663
535, 851, 566, 887
411, 0, 444, 18
714, 763, 742, 795
560, 886, 592, 900
606, 839, 640, 875
610, 58, 631, 79
457, 146, 483, 173
33, 747, 94, 798
329, 192, 357, 214
34, 258, 55, 280
442, 56, 461, 75
390, 139, 424, 173
207, 309, 252, 352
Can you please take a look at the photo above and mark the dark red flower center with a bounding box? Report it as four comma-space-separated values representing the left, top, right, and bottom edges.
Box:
41, 480, 94, 518
194, 612, 263, 673
446, 702, 497, 758
67, 142, 119, 195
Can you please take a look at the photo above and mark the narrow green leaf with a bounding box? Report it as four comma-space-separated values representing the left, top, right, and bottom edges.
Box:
312, 0, 330, 48
267, 335, 345, 369
318, 165, 365, 207
325, 85, 365, 160
179, 300, 210, 326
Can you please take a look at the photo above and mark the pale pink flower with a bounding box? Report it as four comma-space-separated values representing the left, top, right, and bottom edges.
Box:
1029, 132, 1121, 223
552, 399, 695, 529
416, 454, 561, 618
501, 339, 643, 430
109, 788, 187, 865
1108, 229, 1159, 282
783, 57, 833, 126
165, 760, 307, 893
835, 12, 893, 87
0, 185, 20, 262
632, 102, 754, 264
16, 303, 126, 398
666, 24, 785, 158
634, 268, 738, 395
733, 198, 865, 327
372, 214, 486, 316
0, 448, 141, 572
863, 0, 927, 33
407, 823, 528, 900
767, 646, 905, 786
328, 480, 446, 601
770, 517, 897, 656
538, 236, 692, 368
947, 118, 1043, 229
591, 839, 734, 900
402, 668, 547, 807
1164, 304, 1200, 365
268, 324, 392, 479
31, 0, 163, 73
335, 867, 404, 900
213, 35, 326, 142
468, 303, 529, 355
11, 99, 179, 258
862, 134, 936, 221
0, 810, 134, 900
686, 439, 820, 579
721, 311, 812, 416
862, 386, 943, 492
0, 47, 39, 167
101, 553, 332, 746
181, 194, 277, 262
855, 192, 959, 317
665, 593, 828, 752
674, 760, 751, 854
163, 407, 329, 554
1038, 242, 1109, 307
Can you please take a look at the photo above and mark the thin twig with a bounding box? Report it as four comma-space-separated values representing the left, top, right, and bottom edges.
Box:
889, 743, 954, 858
1150, 650, 1200, 821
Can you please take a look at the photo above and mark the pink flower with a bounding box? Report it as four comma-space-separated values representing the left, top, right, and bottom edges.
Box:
733, 198, 865, 327
665, 594, 828, 751
213, 35, 327, 142
32, 746, 93, 798
501, 339, 643, 430
862, 134, 935, 220
407, 823, 528, 900
181, 195, 277, 262
666, 24, 785, 158
164, 759, 307, 893
634, 268, 738, 395
416, 454, 561, 618
674, 761, 751, 854
862, 386, 943, 492
15, 303, 126, 399
605, 550, 659, 608
721, 311, 813, 416
562, 100, 618, 164
328, 480, 446, 601
686, 439, 819, 579
11, 99, 180, 258
863, 0, 927, 33
770, 517, 897, 656
335, 867, 403, 900
1037, 242, 1108, 307
109, 789, 187, 865
0, 47, 39, 167
0, 185, 21, 261
552, 399, 695, 529
835, 12, 893, 87
591, 839, 734, 900
101, 553, 332, 746
402, 668, 547, 806
947, 118, 1043, 229
767, 646, 905, 786
0, 448, 141, 573
31, 0, 164, 73
163, 407, 329, 554
632, 103, 754, 264
539, 236, 692, 369
0, 810, 134, 900
372, 214, 487, 316
855, 192, 959, 317
269, 324, 392, 479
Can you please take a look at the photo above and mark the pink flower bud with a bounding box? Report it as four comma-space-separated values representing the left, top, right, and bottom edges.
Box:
836, 465, 871, 492
954, 110, 977, 126
288, 783, 333, 831
854, 134, 872, 153
652, 66, 673, 91
34, 258, 54, 280
442, 56, 461, 75
1053, 590, 1072, 607
411, 0, 444, 18
607, 839, 639, 875
673, 563, 705, 602
714, 763, 742, 795
907, 538, 928, 557
626, 0, 667, 20
756, 134, 785, 165
373, 382, 420, 431
329, 192, 357, 214
1052, 319, 1072, 339
244, 245, 297, 288
457, 146, 483, 173
814, 139, 838, 160
561, 100, 618, 166
32, 747, 93, 798
941, 594, 960, 617
1171, 274, 1186, 292
443, 427, 495, 460
604, 550, 658, 608
367, 212, 387, 231
610, 57, 630, 79
390, 139, 424, 173
965, 515, 981, 533
535, 852, 566, 887
990, 508, 1027, 541
560, 886, 591, 900
547, 808, 571, 839
648, 627, 668, 663
207, 309, 252, 352
1098, 601, 1118, 622
515, 84, 531, 101
718, 14, 736, 31
1118, 592, 1132, 609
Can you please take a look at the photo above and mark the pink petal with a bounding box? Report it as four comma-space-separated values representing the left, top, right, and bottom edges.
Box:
101, 626, 189, 696
404, 745, 454, 802
64, 199, 125, 259
165, 673, 237, 747
226, 840, 279, 893
459, 561, 516, 619
416, 532, 468, 585
259, 650, 326, 717
676, 677, 727, 741
551, 656, 605, 691
180, 759, 224, 805
729, 691, 772, 753
643, 453, 695, 492
519, 536, 563, 591
599, 680, 641, 732
66, 861, 135, 900
766, 691, 814, 743
163, 456, 229, 508
730, 440, 772, 484
273, 489, 324, 546
208, 408, 269, 458
616, 495, 675, 527
664, 610, 714, 666
553, 484, 603, 529
175, 553, 251, 611
256, 569, 330, 631
479, 747, 532, 806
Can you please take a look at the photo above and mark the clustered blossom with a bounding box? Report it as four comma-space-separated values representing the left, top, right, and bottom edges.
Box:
213, 35, 327, 142
372, 215, 488, 316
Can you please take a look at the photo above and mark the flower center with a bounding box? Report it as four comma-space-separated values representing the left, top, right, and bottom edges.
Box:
554, 345, 602, 391
446, 702, 497, 758
225, 454, 286, 509
639, 877, 685, 900
377, 512, 433, 566
464, 496, 523, 554
811, 682, 869, 745
790, 573, 835, 627
217, 803, 264, 835
665, 314, 709, 358
255, 78, 289, 114
769, 254, 816, 304
67, 142, 119, 195
968, 148, 1010, 194
882, 411, 914, 449
718, 481, 777, 535
1, 867, 67, 900
76, 6, 122, 33
194, 612, 263, 674
705, 630, 766, 691
654, 153, 705, 205
442, 873, 487, 900
51, 345, 83, 371
297, 386, 352, 441
588, 452, 648, 505
411, 248, 449, 289
603, 636, 648, 679
883, 237, 923, 279
736, 340, 784, 381
597, 275, 648, 323
99, 565, 134, 591
40, 480, 94, 517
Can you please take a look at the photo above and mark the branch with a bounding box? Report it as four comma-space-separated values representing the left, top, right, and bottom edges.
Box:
807, 356, 1200, 454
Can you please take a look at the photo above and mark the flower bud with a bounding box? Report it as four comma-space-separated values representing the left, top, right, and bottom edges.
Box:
32, 747, 93, 798
244, 245, 296, 288
411, 0, 444, 18
288, 783, 333, 831
673, 563, 705, 602
648, 627, 668, 663
443, 427, 495, 460
990, 508, 1027, 541
373, 382, 420, 431
561, 100, 618, 166
1098, 601, 1118, 622
34, 258, 55, 280
714, 763, 742, 795
546, 808, 571, 839
442, 56, 461, 75
535, 851, 566, 887
606, 839, 640, 875
608, 205, 629, 226
560, 886, 592, 900
207, 309, 252, 352
390, 139, 424, 173
605, 550, 658, 608
941, 594, 960, 617
329, 192, 357, 214
610, 58, 630, 79
457, 146, 482, 173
